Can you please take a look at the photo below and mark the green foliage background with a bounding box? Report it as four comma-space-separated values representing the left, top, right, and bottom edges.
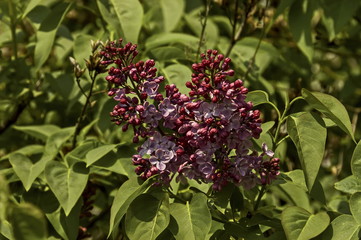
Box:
1, 0, 361, 239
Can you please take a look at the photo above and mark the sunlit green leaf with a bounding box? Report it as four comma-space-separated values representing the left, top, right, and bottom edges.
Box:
350, 192, 361, 225
109, 0, 143, 42
281, 206, 329, 240
9, 153, 36, 191
125, 193, 170, 240
146, 33, 199, 50
335, 175, 361, 194
302, 88, 355, 142
162, 64, 192, 95
287, 112, 326, 191
45, 161, 89, 216
85, 144, 116, 167
169, 193, 212, 240
324, 214, 361, 240
34, 2, 72, 70
246, 90, 270, 106
161, 0, 184, 32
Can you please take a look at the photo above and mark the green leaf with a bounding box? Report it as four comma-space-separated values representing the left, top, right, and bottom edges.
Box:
0, 175, 9, 221
0, 220, 14, 240
109, 0, 143, 43
245, 90, 270, 106
160, 0, 184, 32
281, 206, 330, 240
169, 193, 212, 240
351, 141, 361, 179
85, 144, 116, 167
224, 221, 264, 240
22, 0, 43, 18
302, 88, 355, 142
288, 0, 315, 62
13, 125, 60, 142
146, 33, 199, 50
287, 112, 326, 191
108, 177, 153, 237
34, 2, 72, 70
163, 64, 192, 95
45, 161, 89, 216
125, 193, 170, 240
10, 203, 47, 240
325, 215, 361, 240
350, 192, 361, 225
184, 14, 219, 48
150, 46, 187, 62
335, 175, 361, 194
321, 0, 360, 40
73, 34, 93, 68
9, 153, 37, 191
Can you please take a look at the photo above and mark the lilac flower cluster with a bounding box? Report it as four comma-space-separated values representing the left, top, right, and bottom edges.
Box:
100, 40, 280, 191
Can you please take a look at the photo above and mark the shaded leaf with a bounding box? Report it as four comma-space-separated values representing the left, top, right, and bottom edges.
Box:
163, 64, 192, 96
169, 193, 212, 240
350, 192, 361, 225
324, 214, 360, 240
45, 161, 89, 216
302, 88, 355, 141
12, 125, 60, 142
10, 203, 47, 240
351, 140, 361, 179
146, 33, 199, 50
108, 177, 153, 237
125, 193, 170, 240
287, 112, 326, 191
281, 206, 329, 240
109, 0, 143, 43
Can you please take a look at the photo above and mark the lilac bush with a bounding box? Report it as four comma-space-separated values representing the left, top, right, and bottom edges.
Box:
100, 39, 280, 191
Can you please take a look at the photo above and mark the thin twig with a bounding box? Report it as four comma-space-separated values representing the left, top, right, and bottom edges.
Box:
196, 0, 212, 61
8, 0, 18, 60
243, 0, 270, 80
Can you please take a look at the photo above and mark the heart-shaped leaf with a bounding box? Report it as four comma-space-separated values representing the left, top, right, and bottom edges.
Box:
281, 206, 329, 240
45, 161, 89, 216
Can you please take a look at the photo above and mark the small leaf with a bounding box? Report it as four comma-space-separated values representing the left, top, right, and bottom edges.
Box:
160, 0, 184, 32
287, 112, 326, 191
325, 214, 361, 240
109, 0, 143, 42
245, 90, 270, 106
45, 161, 89, 216
281, 206, 329, 240
350, 192, 361, 225
351, 141, 361, 179
108, 177, 153, 237
302, 88, 355, 142
125, 193, 170, 240
13, 125, 60, 142
335, 175, 361, 194
34, 2, 72, 70
9, 153, 36, 191
86, 144, 116, 167
169, 193, 212, 240
10, 203, 48, 240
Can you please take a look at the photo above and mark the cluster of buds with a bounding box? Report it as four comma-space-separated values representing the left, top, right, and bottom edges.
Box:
100, 39, 280, 191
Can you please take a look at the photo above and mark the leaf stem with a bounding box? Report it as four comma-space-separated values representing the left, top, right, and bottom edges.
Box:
254, 184, 267, 212
72, 71, 98, 148
196, 0, 211, 61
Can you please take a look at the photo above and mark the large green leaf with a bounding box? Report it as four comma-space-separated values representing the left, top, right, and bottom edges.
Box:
325, 215, 361, 240
10, 203, 47, 240
288, 0, 315, 62
160, 0, 184, 32
85, 144, 116, 167
321, 0, 360, 40
169, 193, 212, 240
125, 193, 170, 240
162, 64, 192, 95
351, 141, 361, 179
34, 2, 72, 70
334, 175, 361, 194
350, 192, 361, 225
45, 161, 89, 216
12, 125, 60, 142
287, 112, 326, 191
281, 206, 329, 240
108, 177, 153, 237
302, 88, 355, 142
109, 0, 143, 43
